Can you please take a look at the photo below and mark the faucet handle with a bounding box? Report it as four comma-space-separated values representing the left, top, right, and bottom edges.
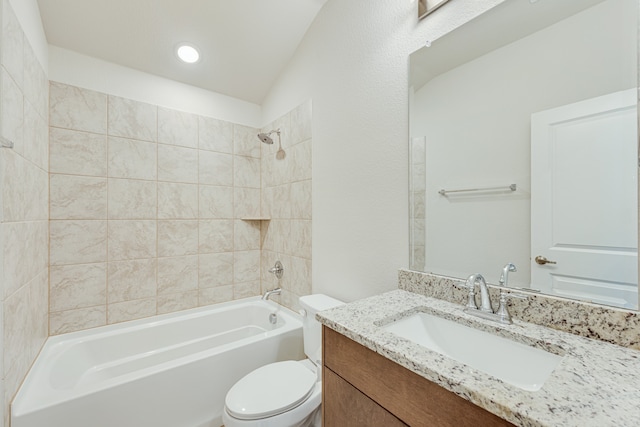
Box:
453, 280, 478, 310
268, 260, 284, 280
495, 290, 527, 323
499, 263, 517, 287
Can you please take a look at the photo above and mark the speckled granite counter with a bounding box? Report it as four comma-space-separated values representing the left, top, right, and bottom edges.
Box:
317, 290, 640, 427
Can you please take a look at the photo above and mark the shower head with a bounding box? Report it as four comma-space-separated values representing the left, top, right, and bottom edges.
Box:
257, 133, 274, 144
257, 129, 280, 144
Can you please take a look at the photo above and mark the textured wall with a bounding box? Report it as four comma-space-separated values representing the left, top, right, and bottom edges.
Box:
261, 0, 506, 302
0, 0, 49, 424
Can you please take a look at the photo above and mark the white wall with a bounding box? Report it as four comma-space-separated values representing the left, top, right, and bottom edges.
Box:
8, 0, 47, 70
261, 0, 505, 302
48, 46, 262, 128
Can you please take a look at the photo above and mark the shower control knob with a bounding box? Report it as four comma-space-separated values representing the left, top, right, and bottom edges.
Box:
535, 256, 557, 265
268, 260, 284, 279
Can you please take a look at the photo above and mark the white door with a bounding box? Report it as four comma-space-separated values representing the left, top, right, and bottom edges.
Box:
531, 89, 638, 309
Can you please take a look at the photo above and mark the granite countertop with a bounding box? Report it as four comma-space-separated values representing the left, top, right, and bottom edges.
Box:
317, 289, 640, 427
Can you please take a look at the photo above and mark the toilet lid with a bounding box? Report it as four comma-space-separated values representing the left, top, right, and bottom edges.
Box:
225, 361, 317, 420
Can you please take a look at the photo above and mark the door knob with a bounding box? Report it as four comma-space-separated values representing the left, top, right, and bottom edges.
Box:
535, 256, 557, 265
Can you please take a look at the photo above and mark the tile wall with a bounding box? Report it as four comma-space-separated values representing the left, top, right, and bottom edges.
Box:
409, 136, 425, 270
0, 0, 50, 424
260, 101, 313, 311
48, 82, 313, 332
48, 82, 262, 334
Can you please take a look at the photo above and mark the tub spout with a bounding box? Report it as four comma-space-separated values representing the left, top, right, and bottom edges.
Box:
262, 288, 282, 300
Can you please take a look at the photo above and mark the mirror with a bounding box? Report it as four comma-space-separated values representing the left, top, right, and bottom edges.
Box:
409, 0, 639, 309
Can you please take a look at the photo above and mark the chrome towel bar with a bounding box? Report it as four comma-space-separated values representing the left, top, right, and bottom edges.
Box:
438, 183, 516, 196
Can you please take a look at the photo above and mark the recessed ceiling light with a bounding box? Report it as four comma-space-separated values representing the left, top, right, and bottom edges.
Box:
176, 44, 200, 64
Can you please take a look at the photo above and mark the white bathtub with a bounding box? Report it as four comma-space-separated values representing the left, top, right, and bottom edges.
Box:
11, 297, 304, 427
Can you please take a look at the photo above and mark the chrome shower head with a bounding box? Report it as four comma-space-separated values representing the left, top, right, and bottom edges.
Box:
257, 129, 280, 145
257, 133, 274, 144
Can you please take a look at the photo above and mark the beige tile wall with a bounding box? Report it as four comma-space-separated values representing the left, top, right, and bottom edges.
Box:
48, 82, 313, 333
260, 100, 313, 311
0, 0, 50, 424
48, 82, 267, 334
409, 137, 425, 270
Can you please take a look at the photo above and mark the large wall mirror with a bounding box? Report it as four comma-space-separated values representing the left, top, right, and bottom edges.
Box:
409, 0, 639, 310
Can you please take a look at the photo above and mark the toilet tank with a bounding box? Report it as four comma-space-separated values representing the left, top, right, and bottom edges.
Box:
299, 294, 344, 365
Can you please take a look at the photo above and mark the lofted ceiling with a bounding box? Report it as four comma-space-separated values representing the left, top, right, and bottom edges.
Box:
37, 0, 328, 104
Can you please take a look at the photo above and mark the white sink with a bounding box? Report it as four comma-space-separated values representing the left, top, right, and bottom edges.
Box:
381, 312, 563, 391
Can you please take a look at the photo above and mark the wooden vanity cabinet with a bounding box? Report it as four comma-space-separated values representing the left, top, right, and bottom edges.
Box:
322, 326, 515, 427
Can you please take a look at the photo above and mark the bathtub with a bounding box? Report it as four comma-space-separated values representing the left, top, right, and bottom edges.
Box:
11, 297, 304, 427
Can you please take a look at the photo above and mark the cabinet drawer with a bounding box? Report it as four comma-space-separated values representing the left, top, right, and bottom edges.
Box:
323, 368, 407, 426
322, 326, 514, 427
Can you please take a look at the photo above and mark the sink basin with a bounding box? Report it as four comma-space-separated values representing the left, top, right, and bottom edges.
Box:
381, 312, 563, 391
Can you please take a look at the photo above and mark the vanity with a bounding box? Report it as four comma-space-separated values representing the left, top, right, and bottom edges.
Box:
322, 324, 512, 426
319, 289, 640, 426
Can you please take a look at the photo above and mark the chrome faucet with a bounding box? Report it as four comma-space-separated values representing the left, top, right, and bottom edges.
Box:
499, 263, 517, 287
262, 288, 281, 300
462, 271, 526, 325
466, 273, 493, 313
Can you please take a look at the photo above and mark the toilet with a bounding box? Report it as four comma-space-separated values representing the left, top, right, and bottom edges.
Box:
222, 294, 344, 427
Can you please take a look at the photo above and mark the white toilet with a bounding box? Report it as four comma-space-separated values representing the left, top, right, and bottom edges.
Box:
222, 294, 344, 427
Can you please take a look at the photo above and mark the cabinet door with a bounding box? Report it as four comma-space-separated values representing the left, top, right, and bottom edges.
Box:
323, 368, 407, 427
323, 327, 515, 427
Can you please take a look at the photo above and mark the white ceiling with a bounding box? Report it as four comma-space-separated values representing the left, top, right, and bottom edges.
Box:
37, 0, 328, 104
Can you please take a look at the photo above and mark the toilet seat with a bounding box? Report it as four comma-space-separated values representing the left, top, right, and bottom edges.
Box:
225, 361, 317, 421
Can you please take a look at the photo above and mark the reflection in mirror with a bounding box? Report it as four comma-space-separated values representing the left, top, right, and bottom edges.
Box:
409, 0, 638, 309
